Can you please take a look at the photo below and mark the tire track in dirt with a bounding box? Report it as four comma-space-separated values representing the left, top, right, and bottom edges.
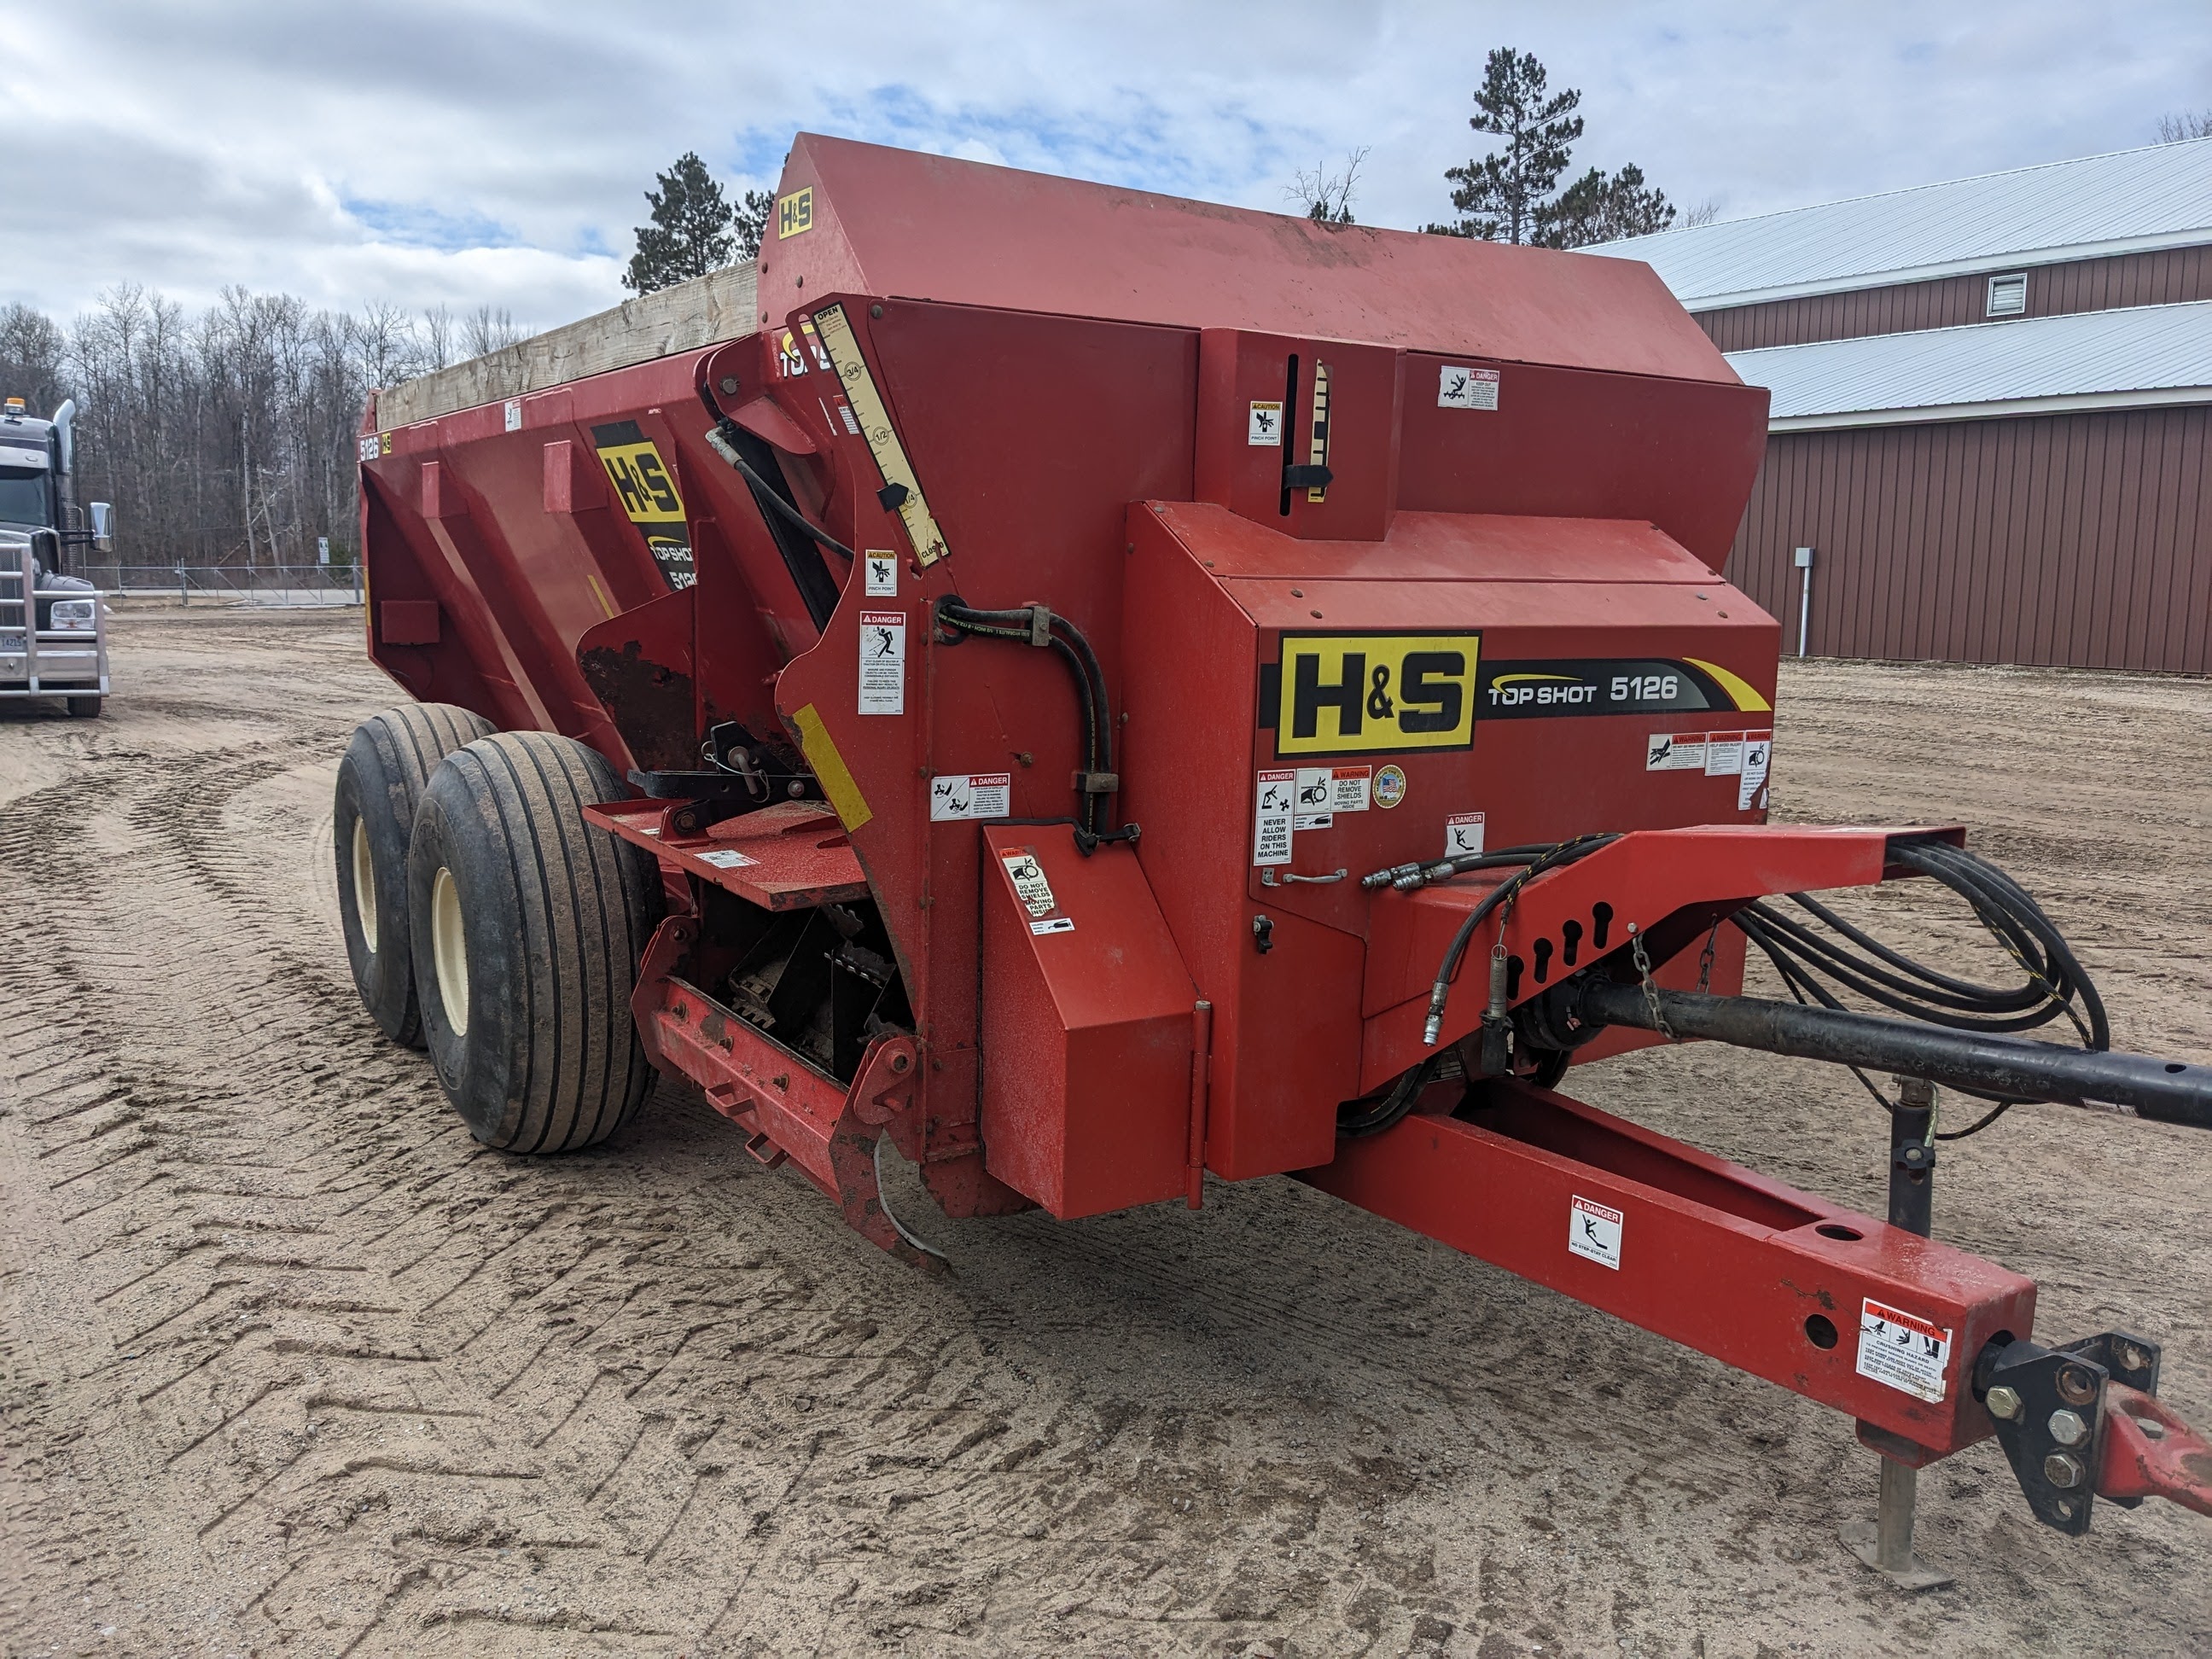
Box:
3, 611, 2209, 1658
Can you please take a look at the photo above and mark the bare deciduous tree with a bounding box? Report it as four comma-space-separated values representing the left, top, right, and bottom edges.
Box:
1287, 148, 1371, 225
0, 285, 536, 570
2157, 111, 2212, 143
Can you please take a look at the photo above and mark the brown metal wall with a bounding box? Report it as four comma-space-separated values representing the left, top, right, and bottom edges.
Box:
1726, 405, 2212, 674
1699, 246, 2212, 352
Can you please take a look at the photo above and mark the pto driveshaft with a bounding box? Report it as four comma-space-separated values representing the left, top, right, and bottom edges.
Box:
1571, 980, 2212, 1129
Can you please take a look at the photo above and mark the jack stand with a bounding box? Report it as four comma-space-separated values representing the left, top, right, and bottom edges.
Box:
1840, 1076, 1955, 1590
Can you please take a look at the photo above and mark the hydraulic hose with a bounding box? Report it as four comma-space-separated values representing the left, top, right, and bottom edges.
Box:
1421, 834, 1621, 1046
936, 598, 1126, 846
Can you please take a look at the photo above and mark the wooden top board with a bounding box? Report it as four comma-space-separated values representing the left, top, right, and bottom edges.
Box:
374, 261, 760, 430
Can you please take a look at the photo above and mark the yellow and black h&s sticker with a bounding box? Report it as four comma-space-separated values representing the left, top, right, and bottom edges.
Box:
1260, 632, 1481, 758
777, 187, 814, 239
589, 421, 695, 591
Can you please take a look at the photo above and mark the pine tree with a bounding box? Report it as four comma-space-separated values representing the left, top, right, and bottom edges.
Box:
622, 154, 736, 294
731, 189, 775, 260
1428, 49, 1583, 243
1536, 162, 1678, 248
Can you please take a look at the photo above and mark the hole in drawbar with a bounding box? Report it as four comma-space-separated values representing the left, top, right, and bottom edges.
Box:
1560, 918, 1583, 968
1804, 1315, 1839, 1349
1591, 903, 1614, 950
1532, 938, 1553, 983
1815, 1223, 1863, 1242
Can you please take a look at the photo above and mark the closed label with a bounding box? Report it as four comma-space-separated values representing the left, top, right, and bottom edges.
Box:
1260, 632, 1481, 758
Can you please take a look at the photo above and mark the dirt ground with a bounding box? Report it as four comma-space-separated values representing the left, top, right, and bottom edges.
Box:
3, 605, 2209, 1659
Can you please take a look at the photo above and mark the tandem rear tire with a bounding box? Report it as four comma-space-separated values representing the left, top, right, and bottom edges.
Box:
407, 731, 661, 1154
65, 695, 102, 719
335, 702, 497, 1045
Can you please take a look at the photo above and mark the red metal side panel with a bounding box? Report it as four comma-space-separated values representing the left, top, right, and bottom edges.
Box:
1395, 353, 1771, 570
759, 134, 1738, 385
979, 826, 1196, 1219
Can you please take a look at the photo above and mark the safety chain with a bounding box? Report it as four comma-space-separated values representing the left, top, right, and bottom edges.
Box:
1633, 930, 1676, 1042
1697, 918, 1721, 993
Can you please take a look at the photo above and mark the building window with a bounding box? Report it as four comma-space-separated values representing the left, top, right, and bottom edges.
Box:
1987, 272, 2028, 317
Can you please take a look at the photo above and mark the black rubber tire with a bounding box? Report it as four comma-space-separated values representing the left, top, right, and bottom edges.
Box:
334, 702, 497, 1045
64, 695, 102, 719
407, 731, 660, 1154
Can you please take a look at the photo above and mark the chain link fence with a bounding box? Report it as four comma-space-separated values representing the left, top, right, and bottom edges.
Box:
78, 564, 364, 608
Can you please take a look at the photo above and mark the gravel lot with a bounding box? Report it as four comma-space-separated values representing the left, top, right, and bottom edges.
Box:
3, 606, 2209, 1657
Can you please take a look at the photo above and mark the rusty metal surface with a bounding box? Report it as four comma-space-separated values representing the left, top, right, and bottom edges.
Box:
2098, 1382, 2212, 1517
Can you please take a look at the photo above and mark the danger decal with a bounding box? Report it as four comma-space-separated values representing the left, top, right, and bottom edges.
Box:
1568, 1196, 1622, 1270
857, 610, 906, 715
928, 772, 1010, 821
1260, 632, 1481, 759
589, 420, 694, 590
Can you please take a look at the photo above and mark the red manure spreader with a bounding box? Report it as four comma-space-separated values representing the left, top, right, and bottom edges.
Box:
345, 135, 2210, 1578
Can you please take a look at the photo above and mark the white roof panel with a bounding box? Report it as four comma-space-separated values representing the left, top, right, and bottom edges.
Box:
1725, 300, 2212, 428
1589, 138, 2212, 308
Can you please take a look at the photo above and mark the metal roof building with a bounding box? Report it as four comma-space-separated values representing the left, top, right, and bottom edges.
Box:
1589, 140, 2212, 674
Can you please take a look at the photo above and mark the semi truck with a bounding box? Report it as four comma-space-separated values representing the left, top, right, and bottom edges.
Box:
0, 395, 111, 716
343, 135, 2211, 1579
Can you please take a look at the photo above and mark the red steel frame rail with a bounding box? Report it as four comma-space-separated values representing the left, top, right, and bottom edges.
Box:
1300, 1079, 2034, 1456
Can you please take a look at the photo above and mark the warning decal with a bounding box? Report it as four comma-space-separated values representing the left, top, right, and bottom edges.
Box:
1444, 812, 1486, 859
1704, 732, 1746, 777
590, 420, 694, 591
1856, 1298, 1952, 1403
928, 772, 1011, 821
1737, 735, 1773, 810
1646, 731, 1708, 771
864, 550, 899, 597
1029, 917, 1075, 936
857, 609, 906, 715
1000, 849, 1057, 918
1569, 1196, 1623, 1270
696, 848, 758, 870
1249, 401, 1284, 445
1439, 365, 1501, 410
1253, 768, 1295, 866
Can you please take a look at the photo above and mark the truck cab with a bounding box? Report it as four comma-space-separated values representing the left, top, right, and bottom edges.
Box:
1, 395, 111, 717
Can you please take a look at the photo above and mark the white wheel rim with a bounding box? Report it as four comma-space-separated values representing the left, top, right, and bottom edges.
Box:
352, 817, 379, 954
431, 865, 469, 1036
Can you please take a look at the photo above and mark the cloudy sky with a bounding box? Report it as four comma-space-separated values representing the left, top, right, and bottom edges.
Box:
7, 1, 2210, 329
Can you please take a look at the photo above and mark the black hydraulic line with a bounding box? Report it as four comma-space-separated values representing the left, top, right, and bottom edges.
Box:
1359, 844, 1557, 893
937, 598, 1124, 844
1572, 980, 2212, 1130
1422, 834, 1621, 1046
1337, 1054, 1449, 1138
696, 387, 847, 630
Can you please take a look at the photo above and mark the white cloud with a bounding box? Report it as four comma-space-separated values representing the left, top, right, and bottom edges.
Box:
4, 0, 2209, 326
